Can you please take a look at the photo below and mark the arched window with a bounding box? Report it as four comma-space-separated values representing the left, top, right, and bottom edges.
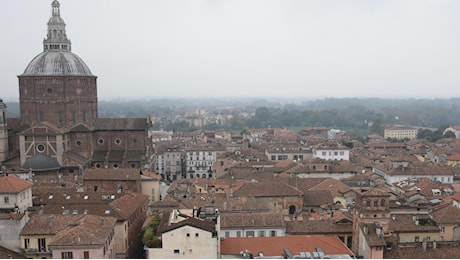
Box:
381, 199, 385, 206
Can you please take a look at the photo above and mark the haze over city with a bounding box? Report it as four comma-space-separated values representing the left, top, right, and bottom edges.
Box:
1, 0, 459, 101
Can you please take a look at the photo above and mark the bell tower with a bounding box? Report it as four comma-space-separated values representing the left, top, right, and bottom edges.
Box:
351, 188, 390, 256
0, 99, 8, 162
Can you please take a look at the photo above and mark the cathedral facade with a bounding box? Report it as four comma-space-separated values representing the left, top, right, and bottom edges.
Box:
0, 1, 152, 174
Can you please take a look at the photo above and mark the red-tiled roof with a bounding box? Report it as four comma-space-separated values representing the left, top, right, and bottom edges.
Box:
48, 214, 117, 247
432, 204, 460, 224
108, 192, 149, 220
233, 181, 303, 197
447, 153, 460, 161
160, 215, 216, 234
220, 212, 284, 228
20, 214, 83, 235
220, 236, 353, 257
0, 175, 33, 193
83, 168, 141, 180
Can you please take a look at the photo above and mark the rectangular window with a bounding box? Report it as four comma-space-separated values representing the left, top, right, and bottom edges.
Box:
415, 236, 419, 242
441, 227, 445, 233
3, 196, 9, 204
259, 231, 265, 237
82, 111, 87, 122
246, 231, 255, 237
174, 249, 180, 256
322, 151, 326, 156
236, 231, 241, 238
271, 155, 276, 160
225, 231, 230, 238
277, 155, 282, 160
61, 252, 73, 259
83, 251, 89, 259
24, 238, 30, 249
334, 151, 338, 156
271, 230, 276, 237
57, 111, 63, 124
38, 238, 46, 252
340, 151, 344, 155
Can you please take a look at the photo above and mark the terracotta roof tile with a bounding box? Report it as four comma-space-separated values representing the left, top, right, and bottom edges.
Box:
233, 181, 303, 197
0, 175, 33, 193
108, 192, 149, 220
48, 214, 117, 247
20, 214, 83, 235
220, 236, 354, 257
389, 214, 439, 233
220, 212, 284, 228
432, 204, 460, 224
95, 118, 149, 130
285, 218, 352, 235
160, 214, 216, 234
309, 178, 352, 198
83, 168, 141, 180
303, 190, 333, 207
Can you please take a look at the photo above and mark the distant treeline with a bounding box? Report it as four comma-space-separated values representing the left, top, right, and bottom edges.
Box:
5, 98, 460, 134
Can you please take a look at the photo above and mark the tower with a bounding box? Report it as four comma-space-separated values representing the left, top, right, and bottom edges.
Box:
351, 188, 390, 257
18, 0, 98, 128
0, 99, 8, 162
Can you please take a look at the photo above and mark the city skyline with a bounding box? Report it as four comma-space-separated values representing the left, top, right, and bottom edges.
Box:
1, 0, 459, 101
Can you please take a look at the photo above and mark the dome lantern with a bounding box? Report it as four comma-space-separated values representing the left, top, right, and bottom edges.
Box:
44, 0, 71, 52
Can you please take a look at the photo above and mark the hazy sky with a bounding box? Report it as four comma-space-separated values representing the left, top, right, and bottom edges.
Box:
1, 0, 459, 100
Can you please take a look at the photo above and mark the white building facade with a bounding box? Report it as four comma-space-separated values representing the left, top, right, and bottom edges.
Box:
312, 148, 349, 161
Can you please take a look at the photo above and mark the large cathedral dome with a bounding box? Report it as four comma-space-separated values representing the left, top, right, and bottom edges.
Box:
21, 0, 93, 77
22, 52, 93, 76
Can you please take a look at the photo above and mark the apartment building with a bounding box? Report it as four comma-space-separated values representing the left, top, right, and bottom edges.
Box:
155, 147, 184, 181
185, 146, 217, 179
312, 142, 350, 161
384, 126, 418, 140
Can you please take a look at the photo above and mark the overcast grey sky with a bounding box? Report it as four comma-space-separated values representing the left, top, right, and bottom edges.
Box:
1, 0, 459, 100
